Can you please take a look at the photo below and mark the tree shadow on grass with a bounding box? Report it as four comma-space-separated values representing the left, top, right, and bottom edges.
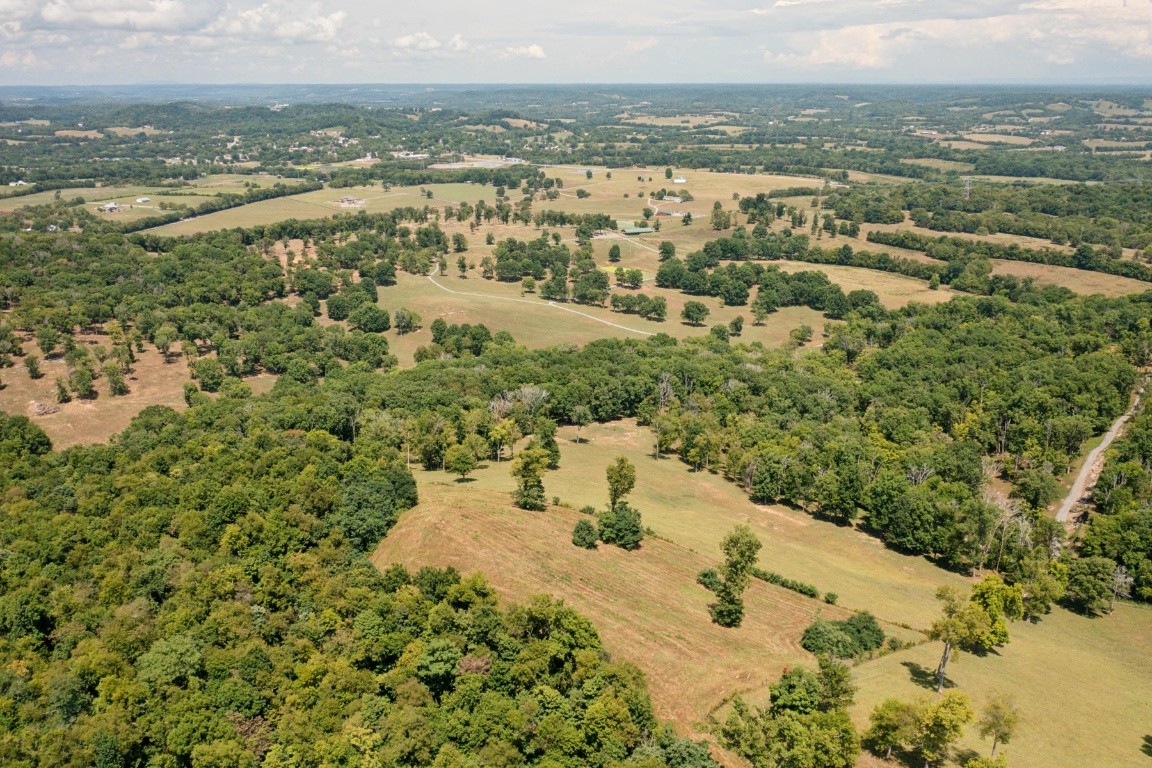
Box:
901, 660, 954, 691
954, 748, 981, 766
1141, 735, 1152, 757
453, 477, 477, 484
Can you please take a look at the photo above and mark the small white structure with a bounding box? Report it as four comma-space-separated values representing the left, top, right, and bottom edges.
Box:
8, 180, 28, 187
98, 202, 120, 213
673, 176, 687, 184
136, 197, 151, 203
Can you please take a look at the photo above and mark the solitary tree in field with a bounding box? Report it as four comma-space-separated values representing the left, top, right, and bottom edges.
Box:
445, 444, 477, 481
608, 244, 622, 262
25, 354, 41, 380
709, 525, 762, 628
571, 404, 592, 442
927, 586, 993, 693
681, 301, 710, 326
511, 446, 550, 511
977, 693, 1019, 758
606, 456, 636, 510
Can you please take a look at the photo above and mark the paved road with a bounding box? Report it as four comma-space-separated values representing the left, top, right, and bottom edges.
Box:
1056, 379, 1147, 522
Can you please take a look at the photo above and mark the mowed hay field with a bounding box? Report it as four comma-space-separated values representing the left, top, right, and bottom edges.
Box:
0, 173, 310, 218
145, 167, 824, 236
374, 420, 1152, 767
376, 272, 828, 366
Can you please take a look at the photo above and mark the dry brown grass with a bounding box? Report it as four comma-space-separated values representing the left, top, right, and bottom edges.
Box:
372, 481, 844, 736
106, 126, 166, 137
900, 158, 976, 172
988, 260, 1151, 296
0, 340, 191, 449
54, 129, 103, 139
373, 420, 1152, 768
960, 133, 1034, 146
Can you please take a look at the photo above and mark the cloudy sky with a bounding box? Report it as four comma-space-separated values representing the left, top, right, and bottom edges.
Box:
2, 0, 1151, 84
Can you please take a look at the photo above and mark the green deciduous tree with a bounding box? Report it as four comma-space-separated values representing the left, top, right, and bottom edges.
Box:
597, 502, 643, 550
681, 301, 710, 326
977, 693, 1019, 758
1063, 556, 1116, 615
927, 586, 993, 693
709, 525, 762, 628
511, 446, 550, 511
444, 443, 477, 481
917, 692, 974, 767
606, 456, 636, 510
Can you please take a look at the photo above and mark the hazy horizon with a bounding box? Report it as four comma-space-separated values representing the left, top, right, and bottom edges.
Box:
2, 1, 1152, 87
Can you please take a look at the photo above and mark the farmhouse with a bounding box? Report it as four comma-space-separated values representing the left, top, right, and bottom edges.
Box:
136, 197, 150, 203
97, 202, 120, 213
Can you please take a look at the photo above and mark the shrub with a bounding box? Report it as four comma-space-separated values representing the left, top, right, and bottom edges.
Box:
572, 519, 598, 549
598, 502, 643, 550
751, 567, 820, 598
697, 569, 722, 592
800, 619, 859, 658
800, 612, 886, 659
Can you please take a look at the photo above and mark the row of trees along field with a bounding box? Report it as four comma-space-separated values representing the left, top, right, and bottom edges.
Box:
828, 181, 1152, 253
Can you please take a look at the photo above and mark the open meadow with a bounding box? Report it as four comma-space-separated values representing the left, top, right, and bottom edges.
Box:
373, 420, 1152, 768
0, 339, 276, 449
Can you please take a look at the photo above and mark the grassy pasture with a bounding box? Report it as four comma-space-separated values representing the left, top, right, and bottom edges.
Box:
988, 259, 1152, 297
372, 420, 1152, 767
900, 158, 976, 172
0, 173, 306, 213
143, 167, 826, 236
0, 340, 192, 449
961, 133, 1033, 146
375, 271, 827, 367
54, 129, 103, 139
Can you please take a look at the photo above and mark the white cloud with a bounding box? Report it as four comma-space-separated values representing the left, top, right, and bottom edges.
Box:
0, 48, 40, 68
2, 0, 1152, 84
209, 3, 346, 42
38, 0, 225, 33
393, 31, 442, 51
502, 43, 546, 59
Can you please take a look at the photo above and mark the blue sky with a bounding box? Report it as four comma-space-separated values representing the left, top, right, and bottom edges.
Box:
1, 0, 1151, 84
